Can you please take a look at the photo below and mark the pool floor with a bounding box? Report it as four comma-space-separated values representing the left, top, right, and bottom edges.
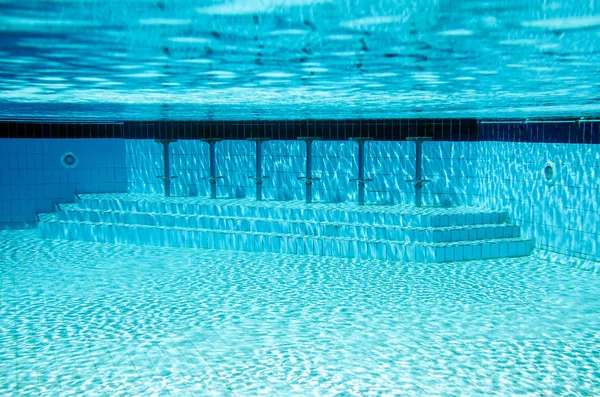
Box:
1, 229, 599, 396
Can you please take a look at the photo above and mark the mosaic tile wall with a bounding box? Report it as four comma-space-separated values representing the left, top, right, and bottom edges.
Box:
468, 143, 599, 262
1, 119, 598, 262
124, 139, 470, 206
124, 131, 599, 261
0, 138, 126, 228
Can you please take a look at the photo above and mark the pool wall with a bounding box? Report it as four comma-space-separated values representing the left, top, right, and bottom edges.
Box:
117, 119, 476, 204
473, 122, 599, 262
125, 139, 469, 206
0, 138, 125, 229
0, 119, 598, 262
470, 141, 599, 262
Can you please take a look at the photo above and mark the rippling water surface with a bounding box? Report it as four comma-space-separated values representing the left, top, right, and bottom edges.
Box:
1, 229, 599, 396
1, 0, 600, 120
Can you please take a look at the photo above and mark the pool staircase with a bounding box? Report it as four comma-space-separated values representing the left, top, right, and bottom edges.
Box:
37, 193, 532, 262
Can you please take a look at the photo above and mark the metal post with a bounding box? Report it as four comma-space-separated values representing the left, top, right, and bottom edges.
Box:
256, 140, 263, 200
155, 139, 177, 197
297, 137, 321, 204
209, 141, 217, 199
247, 138, 270, 201
200, 138, 223, 199
406, 137, 432, 207
357, 140, 365, 205
415, 140, 423, 207
349, 137, 373, 206
306, 141, 313, 203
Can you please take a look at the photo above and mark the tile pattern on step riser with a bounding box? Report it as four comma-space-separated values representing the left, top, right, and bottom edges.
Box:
39, 194, 533, 262
38, 219, 532, 263
58, 208, 520, 242
77, 198, 507, 227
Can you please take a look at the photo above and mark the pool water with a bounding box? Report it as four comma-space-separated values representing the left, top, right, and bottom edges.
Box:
2, 0, 600, 120
1, 229, 599, 396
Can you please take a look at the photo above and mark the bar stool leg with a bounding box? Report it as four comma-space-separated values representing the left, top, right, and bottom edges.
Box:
297, 137, 321, 204
406, 137, 432, 207
349, 137, 373, 206
155, 139, 178, 197
209, 141, 217, 199
200, 138, 224, 199
247, 137, 270, 201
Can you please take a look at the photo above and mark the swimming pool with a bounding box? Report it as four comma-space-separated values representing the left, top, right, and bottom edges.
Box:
1, 120, 599, 395
2, 229, 599, 396
1, 0, 600, 395
2, 0, 600, 120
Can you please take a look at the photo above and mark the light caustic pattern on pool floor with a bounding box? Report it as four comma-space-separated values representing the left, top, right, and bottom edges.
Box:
1, 230, 599, 396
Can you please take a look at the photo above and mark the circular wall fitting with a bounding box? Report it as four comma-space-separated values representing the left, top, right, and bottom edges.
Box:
542, 160, 558, 186
61, 152, 79, 168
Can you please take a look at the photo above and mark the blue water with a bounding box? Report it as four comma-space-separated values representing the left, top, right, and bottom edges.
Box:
1, 229, 599, 395
1, 0, 600, 394
1, 0, 600, 120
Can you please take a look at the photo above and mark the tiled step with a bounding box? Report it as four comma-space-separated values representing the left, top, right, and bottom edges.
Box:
57, 204, 521, 243
38, 194, 533, 262
37, 214, 532, 263
76, 194, 508, 228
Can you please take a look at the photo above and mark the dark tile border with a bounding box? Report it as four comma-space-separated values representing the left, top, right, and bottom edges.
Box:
478, 120, 599, 144
0, 122, 124, 139
0, 119, 597, 143
0, 119, 478, 141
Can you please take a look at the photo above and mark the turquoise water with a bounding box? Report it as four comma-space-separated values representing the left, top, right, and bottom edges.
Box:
1, 0, 600, 120
1, 229, 599, 396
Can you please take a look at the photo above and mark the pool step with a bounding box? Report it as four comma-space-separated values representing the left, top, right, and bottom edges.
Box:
75, 195, 508, 227
56, 204, 521, 243
37, 214, 532, 263
36, 193, 533, 262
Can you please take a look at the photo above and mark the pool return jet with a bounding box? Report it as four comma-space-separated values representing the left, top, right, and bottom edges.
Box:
349, 137, 373, 206
247, 137, 270, 201
200, 138, 223, 199
297, 137, 321, 204
155, 139, 178, 197
406, 136, 431, 207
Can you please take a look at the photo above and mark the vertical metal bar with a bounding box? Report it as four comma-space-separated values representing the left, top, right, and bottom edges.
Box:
209, 141, 217, 199
415, 141, 423, 207
256, 141, 263, 201
163, 142, 171, 197
306, 141, 312, 204
357, 140, 365, 205
298, 137, 320, 204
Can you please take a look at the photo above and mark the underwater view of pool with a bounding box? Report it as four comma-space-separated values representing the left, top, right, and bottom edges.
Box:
1, 0, 600, 395
1, 0, 600, 120
1, 229, 599, 396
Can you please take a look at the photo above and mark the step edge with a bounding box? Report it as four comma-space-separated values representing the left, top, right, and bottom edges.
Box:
77, 195, 508, 216
38, 219, 532, 246
58, 207, 514, 230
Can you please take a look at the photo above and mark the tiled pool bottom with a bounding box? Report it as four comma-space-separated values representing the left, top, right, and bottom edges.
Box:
1, 231, 599, 396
